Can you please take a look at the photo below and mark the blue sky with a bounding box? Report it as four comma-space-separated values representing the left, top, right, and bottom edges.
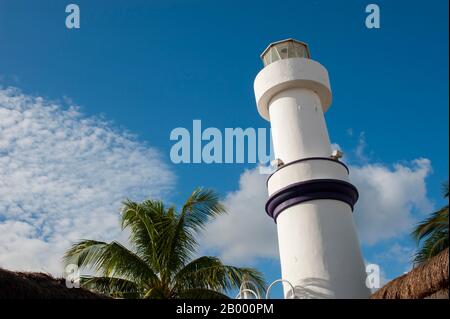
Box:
0, 0, 448, 297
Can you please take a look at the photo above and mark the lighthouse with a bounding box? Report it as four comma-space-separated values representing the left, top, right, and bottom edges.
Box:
254, 39, 369, 299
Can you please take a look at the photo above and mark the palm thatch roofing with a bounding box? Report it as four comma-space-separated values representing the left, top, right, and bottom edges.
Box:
0, 268, 109, 299
371, 248, 449, 299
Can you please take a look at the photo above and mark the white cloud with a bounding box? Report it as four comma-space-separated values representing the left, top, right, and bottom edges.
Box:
374, 242, 415, 266
355, 132, 369, 163
200, 155, 432, 264
0, 87, 175, 275
351, 158, 432, 245
346, 128, 354, 137
199, 168, 278, 264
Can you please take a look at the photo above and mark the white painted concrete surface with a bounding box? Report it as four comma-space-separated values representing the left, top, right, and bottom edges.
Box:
254, 54, 369, 299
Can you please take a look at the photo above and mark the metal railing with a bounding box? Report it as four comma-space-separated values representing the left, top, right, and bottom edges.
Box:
235, 278, 297, 299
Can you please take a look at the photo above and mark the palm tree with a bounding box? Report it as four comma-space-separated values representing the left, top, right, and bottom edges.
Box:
412, 182, 449, 265
64, 188, 265, 298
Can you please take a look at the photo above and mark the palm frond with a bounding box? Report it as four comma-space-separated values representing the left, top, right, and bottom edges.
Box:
176, 288, 230, 299
163, 210, 197, 275
81, 276, 141, 298
413, 230, 449, 264
181, 188, 227, 232
411, 206, 449, 243
143, 286, 169, 299
63, 239, 159, 286
162, 189, 227, 275
174, 256, 265, 295
412, 181, 449, 264
121, 199, 171, 272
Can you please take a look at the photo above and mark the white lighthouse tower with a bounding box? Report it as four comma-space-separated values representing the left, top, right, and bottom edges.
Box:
254, 39, 369, 299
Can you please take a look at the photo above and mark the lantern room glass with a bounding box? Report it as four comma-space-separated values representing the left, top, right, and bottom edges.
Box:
261, 40, 310, 67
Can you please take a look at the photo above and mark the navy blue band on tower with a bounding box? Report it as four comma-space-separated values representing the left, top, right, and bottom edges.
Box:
265, 179, 359, 223
266, 157, 350, 187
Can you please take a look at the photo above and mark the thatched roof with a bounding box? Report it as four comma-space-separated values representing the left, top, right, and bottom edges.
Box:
371, 248, 449, 299
0, 268, 109, 299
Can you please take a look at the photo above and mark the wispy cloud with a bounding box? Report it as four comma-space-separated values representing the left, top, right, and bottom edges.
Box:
355, 132, 369, 163
374, 242, 415, 266
0, 87, 175, 275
